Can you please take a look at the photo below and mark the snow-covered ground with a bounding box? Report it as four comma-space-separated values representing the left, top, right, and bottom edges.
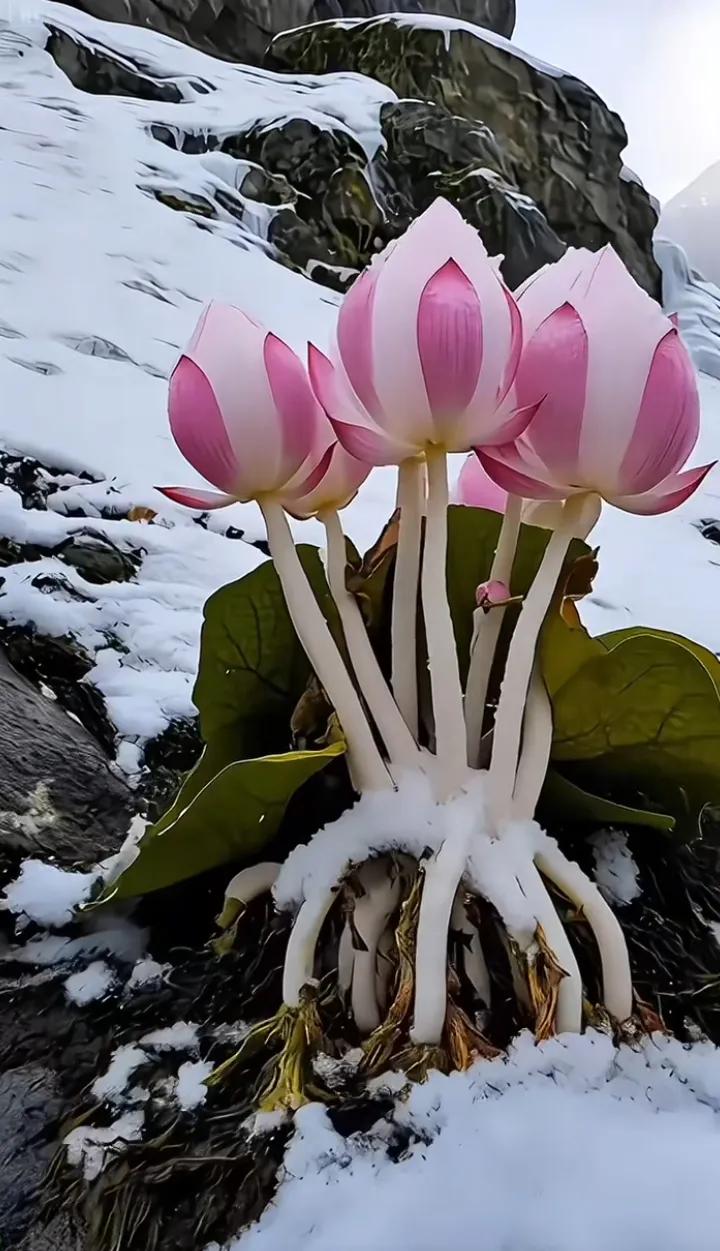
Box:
4, 6, 720, 1248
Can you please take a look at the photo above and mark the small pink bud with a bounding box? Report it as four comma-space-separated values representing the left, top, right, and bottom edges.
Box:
475, 580, 515, 612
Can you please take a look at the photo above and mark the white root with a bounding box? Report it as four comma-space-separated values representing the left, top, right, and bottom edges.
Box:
337, 919, 355, 999
261, 499, 391, 794
375, 921, 396, 1016
322, 508, 420, 772
422, 449, 467, 799
464, 494, 523, 767
534, 837, 633, 1023
392, 458, 424, 738
514, 861, 583, 1033
411, 822, 471, 1045
350, 860, 403, 1034
224, 863, 281, 908
450, 891, 491, 1009
489, 493, 597, 819
283, 886, 342, 1007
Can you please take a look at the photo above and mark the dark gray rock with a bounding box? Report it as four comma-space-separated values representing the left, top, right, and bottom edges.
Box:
0, 1066, 63, 1246
268, 14, 661, 296
0, 647, 134, 867
67, 0, 514, 64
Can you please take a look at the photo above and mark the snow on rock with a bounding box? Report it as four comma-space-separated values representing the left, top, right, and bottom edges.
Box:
655, 237, 720, 382
589, 830, 641, 907
1, 858, 98, 925
175, 1059, 213, 1111
125, 957, 169, 991
64, 1110, 144, 1182
64, 959, 115, 1005
235, 1031, 720, 1251
92, 1044, 150, 1103
141, 1021, 200, 1052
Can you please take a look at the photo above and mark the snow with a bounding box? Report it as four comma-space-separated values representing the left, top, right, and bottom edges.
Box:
589, 830, 641, 907
126, 957, 169, 991
141, 1021, 200, 1052
234, 1031, 720, 1251
92, 1044, 149, 1103
1, 858, 97, 925
175, 1059, 213, 1111
64, 959, 115, 1004
655, 237, 720, 382
64, 1109, 144, 1181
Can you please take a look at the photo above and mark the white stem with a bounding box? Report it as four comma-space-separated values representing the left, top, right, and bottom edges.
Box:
411, 825, 471, 1045
515, 861, 583, 1033
464, 495, 523, 766
422, 449, 467, 798
261, 499, 391, 794
534, 837, 633, 1023
337, 919, 355, 999
392, 459, 423, 738
489, 493, 595, 819
512, 662, 553, 821
283, 887, 340, 1007
223, 863, 281, 908
322, 509, 420, 771
450, 892, 491, 1008
375, 921, 395, 1016
350, 860, 402, 1034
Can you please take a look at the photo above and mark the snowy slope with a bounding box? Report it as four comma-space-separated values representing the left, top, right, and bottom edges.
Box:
2, 0, 720, 782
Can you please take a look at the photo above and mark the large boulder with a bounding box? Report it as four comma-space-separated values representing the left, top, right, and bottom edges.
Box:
68, 0, 515, 64
268, 14, 661, 297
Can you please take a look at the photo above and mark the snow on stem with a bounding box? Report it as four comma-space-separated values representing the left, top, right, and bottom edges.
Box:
261, 499, 390, 794
321, 508, 420, 772
391, 458, 424, 739
534, 836, 633, 1022
464, 494, 523, 766
488, 492, 598, 819
422, 448, 467, 798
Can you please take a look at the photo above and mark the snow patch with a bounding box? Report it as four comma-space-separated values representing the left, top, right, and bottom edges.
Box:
65, 1110, 144, 1181
175, 1060, 213, 1111
92, 1044, 150, 1103
141, 1021, 200, 1052
589, 830, 641, 906
126, 957, 169, 991
64, 959, 115, 1005
2, 858, 97, 925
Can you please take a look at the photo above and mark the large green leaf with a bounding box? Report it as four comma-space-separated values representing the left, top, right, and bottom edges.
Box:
99, 742, 346, 901
548, 631, 720, 838
446, 505, 589, 683
541, 768, 676, 833
193, 545, 339, 753
600, 627, 720, 695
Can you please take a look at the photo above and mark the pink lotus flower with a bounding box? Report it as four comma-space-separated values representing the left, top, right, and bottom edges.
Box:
284, 439, 371, 519
309, 199, 529, 464
157, 302, 326, 510
455, 453, 509, 512
479, 247, 714, 515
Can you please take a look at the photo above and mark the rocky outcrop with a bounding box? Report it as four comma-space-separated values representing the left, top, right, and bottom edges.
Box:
655, 237, 720, 382
660, 161, 720, 289
268, 15, 661, 296
69, 0, 515, 65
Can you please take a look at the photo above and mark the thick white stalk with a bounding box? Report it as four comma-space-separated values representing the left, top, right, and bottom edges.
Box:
261, 499, 390, 794
223, 863, 281, 908
350, 860, 402, 1034
512, 662, 553, 821
489, 493, 595, 819
464, 495, 523, 767
411, 826, 471, 1045
375, 921, 395, 1015
322, 508, 420, 771
450, 891, 491, 1008
337, 919, 355, 998
514, 861, 583, 1033
283, 888, 340, 1007
422, 449, 467, 797
534, 838, 633, 1022
392, 459, 423, 738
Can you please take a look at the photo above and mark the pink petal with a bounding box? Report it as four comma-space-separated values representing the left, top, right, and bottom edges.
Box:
478, 448, 570, 501
496, 283, 523, 405
516, 304, 588, 483
455, 453, 508, 512
618, 329, 700, 495
168, 356, 240, 494
156, 486, 236, 510
416, 258, 483, 428
286, 443, 370, 518
332, 417, 409, 466
610, 462, 715, 516
283, 443, 335, 504
480, 399, 542, 448
309, 343, 414, 466
337, 266, 382, 421
263, 333, 322, 479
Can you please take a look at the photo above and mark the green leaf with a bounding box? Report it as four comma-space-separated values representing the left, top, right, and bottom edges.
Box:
541, 605, 608, 700
193, 545, 339, 753
600, 627, 720, 695
99, 742, 346, 901
445, 505, 589, 683
541, 768, 676, 833
548, 632, 720, 838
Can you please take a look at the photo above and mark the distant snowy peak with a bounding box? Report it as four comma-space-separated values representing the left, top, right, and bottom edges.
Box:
656, 237, 720, 383
660, 162, 720, 288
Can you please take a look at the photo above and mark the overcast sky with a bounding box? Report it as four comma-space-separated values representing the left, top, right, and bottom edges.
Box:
513, 0, 720, 204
